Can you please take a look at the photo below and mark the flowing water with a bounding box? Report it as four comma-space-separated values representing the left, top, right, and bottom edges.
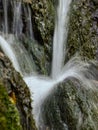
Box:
0, 35, 20, 72
0, 0, 97, 129
13, 1, 23, 37
2, 0, 8, 34
52, 0, 72, 78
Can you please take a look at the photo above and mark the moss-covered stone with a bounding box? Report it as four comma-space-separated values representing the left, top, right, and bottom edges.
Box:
0, 50, 37, 130
0, 81, 22, 130
42, 80, 98, 130
29, 0, 55, 75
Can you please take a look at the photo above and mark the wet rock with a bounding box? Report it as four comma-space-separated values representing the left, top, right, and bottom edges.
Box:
0, 81, 22, 130
0, 50, 37, 130
42, 80, 98, 130
67, 0, 98, 61
29, 0, 55, 75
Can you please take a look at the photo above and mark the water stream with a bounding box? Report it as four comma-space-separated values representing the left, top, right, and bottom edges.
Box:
52, 0, 72, 78
2, 0, 8, 34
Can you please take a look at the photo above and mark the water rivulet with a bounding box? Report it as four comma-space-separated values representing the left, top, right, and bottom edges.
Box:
0, 0, 98, 130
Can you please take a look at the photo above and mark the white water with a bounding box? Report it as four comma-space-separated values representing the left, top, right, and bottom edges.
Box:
3, 0, 8, 34
24, 75, 55, 127
0, 35, 21, 73
27, 6, 34, 40
13, 1, 23, 37
0, 0, 97, 129
52, 0, 72, 78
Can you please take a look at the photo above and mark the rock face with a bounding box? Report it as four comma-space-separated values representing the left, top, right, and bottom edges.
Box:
29, 0, 55, 75
0, 50, 37, 130
67, 0, 98, 60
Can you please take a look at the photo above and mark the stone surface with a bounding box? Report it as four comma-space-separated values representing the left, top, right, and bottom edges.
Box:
0, 50, 37, 130
67, 0, 98, 61
0, 81, 22, 130
42, 80, 98, 130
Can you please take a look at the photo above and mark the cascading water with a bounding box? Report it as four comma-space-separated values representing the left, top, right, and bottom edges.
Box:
0, 0, 35, 75
13, 1, 23, 37
52, 0, 72, 78
0, 35, 21, 72
2, 0, 8, 34
0, 0, 97, 130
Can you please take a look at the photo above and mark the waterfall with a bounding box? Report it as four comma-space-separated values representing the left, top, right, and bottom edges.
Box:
0, 35, 20, 73
2, 0, 8, 34
0, 0, 97, 129
0, 0, 35, 75
0, 0, 34, 39
52, 0, 72, 78
26, 5, 34, 40
13, 1, 23, 37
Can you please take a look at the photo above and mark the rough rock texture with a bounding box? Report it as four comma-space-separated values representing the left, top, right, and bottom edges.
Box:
42, 80, 98, 130
67, 0, 98, 61
0, 50, 37, 130
29, 0, 55, 75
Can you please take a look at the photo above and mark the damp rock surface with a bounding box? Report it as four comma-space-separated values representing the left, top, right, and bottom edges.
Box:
0, 81, 22, 130
42, 80, 98, 130
67, 0, 98, 61
0, 50, 37, 130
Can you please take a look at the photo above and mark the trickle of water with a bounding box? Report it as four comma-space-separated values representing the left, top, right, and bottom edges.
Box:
2, 0, 8, 34
13, 1, 23, 37
27, 5, 34, 40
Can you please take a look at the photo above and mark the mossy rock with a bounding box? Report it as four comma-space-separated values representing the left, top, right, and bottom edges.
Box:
0, 81, 22, 130
42, 80, 98, 130
0, 50, 37, 130
30, 0, 55, 75
67, 0, 98, 61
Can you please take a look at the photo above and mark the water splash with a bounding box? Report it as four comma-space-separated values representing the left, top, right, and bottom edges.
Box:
24, 55, 97, 129
24, 75, 55, 127
26, 5, 34, 39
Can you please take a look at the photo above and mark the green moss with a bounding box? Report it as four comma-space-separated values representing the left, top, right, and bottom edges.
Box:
0, 81, 22, 130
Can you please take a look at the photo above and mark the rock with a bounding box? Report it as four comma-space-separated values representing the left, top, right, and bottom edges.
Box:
67, 0, 98, 61
0, 81, 22, 130
42, 80, 98, 130
0, 49, 37, 130
29, 0, 55, 75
